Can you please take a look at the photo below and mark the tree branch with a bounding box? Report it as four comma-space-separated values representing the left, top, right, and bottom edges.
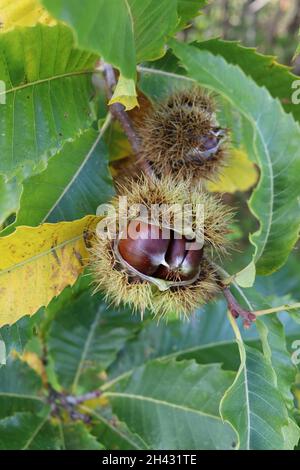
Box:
47, 388, 102, 423
222, 286, 256, 328
215, 265, 256, 328
65, 390, 102, 405
102, 63, 154, 177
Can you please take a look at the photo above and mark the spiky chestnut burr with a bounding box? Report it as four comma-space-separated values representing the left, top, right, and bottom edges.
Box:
89, 175, 233, 318
136, 87, 228, 183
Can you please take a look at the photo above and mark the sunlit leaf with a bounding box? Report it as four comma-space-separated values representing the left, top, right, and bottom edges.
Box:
235, 261, 256, 288
207, 149, 258, 194
109, 75, 138, 110
0, 215, 98, 326
42, 0, 179, 82
177, 0, 207, 28
0, 0, 56, 31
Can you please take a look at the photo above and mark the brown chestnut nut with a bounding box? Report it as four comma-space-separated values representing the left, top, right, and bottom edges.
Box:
165, 237, 186, 268
155, 239, 203, 281
117, 220, 203, 282
177, 245, 204, 280
118, 220, 169, 276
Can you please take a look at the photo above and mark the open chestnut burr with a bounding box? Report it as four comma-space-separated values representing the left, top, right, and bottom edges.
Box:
90, 174, 233, 317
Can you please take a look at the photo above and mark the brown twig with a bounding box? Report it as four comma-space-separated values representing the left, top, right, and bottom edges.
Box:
102, 63, 154, 177
64, 390, 102, 405
222, 286, 256, 328
47, 388, 102, 423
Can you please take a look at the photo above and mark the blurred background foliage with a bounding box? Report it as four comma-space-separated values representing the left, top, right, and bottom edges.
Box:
179, 0, 300, 72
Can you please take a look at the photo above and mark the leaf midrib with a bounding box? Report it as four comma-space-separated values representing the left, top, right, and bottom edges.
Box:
104, 391, 224, 423
22, 413, 50, 450
250, 123, 274, 262
0, 69, 95, 97
101, 338, 240, 391
71, 309, 102, 393
43, 113, 112, 223
0, 234, 85, 277
241, 351, 251, 449
0, 392, 43, 401
80, 405, 145, 450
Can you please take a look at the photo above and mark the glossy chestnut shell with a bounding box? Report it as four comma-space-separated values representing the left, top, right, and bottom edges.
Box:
117, 220, 203, 284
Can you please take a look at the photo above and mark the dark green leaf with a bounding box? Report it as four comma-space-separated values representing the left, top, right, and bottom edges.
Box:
220, 314, 300, 450
4, 125, 114, 233
177, 1, 207, 28
47, 129, 114, 223
0, 410, 60, 450
195, 39, 300, 123
0, 24, 97, 180
139, 53, 190, 101
42, 0, 179, 80
257, 314, 300, 448
257, 314, 297, 409
47, 291, 135, 393
108, 300, 259, 379
170, 39, 300, 275
0, 308, 43, 358
91, 416, 147, 450
61, 423, 105, 450
256, 251, 300, 301
0, 176, 21, 227
0, 358, 43, 419
107, 359, 237, 450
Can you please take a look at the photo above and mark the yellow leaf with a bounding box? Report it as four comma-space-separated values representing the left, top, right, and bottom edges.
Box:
295, 387, 300, 409
109, 75, 138, 111
0, 215, 98, 327
106, 121, 132, 162
207, 149, 258, 193
0, 0, 56, 31
82, 395, 109, 409
20, 351, 48, 384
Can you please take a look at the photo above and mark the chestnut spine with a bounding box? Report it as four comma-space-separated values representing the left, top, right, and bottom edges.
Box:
135, 86, 228, 183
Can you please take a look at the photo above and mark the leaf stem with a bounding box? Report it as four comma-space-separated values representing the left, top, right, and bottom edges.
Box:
254, 303, 300, 316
